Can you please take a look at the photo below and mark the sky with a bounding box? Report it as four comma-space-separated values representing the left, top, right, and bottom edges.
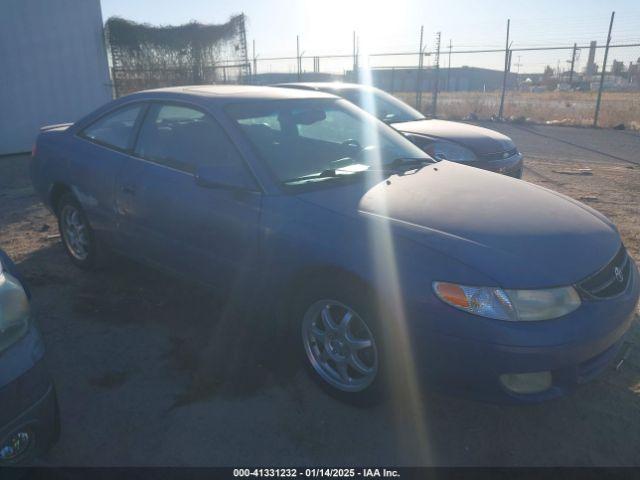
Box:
100, 0, 640, 73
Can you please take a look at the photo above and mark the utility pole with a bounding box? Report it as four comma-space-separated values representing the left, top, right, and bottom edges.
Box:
513, 55, 522, 87
568, 43, 577, 86
416, 25, 424, 110
296, 35, 301, 81
446, 39, 452, 91
431, 31, 441, 117
498, 19, 510, 119
594, 11, 615, 127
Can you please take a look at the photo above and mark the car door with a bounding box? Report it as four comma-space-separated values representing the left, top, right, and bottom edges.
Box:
72, 103, 146, 246
114, 102, 262, 288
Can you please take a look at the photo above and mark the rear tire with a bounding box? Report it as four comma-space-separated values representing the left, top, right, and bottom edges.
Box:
56, 192, 105, 270
291, 275, 385, 406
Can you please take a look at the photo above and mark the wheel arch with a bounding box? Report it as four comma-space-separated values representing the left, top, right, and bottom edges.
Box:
49, 182, 73, 215
278, 264, 376, 321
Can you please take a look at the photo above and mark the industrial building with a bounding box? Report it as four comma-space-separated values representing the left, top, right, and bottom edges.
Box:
367, 66, 518, 93
0, 0, 112, 155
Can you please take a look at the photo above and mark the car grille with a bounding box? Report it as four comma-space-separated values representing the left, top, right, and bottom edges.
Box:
577, 245, 631, 299
479, 148, 519, 161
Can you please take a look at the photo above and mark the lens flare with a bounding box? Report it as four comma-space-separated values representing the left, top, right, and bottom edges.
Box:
357, 49, 433, 463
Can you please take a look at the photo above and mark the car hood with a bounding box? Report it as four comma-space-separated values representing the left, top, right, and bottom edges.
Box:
392, 119, 515, 154
296, 162, 620, 288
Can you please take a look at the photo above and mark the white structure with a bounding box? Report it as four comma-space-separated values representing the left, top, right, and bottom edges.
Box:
0, 0, 112, 155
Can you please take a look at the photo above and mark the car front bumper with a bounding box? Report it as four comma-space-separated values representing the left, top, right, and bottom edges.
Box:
473, 151, 524, 178
406, 260, 639, 404
0, 326, 59, 464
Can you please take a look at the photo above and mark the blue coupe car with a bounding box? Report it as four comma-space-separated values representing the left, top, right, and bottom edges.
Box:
30, 85, 638, 403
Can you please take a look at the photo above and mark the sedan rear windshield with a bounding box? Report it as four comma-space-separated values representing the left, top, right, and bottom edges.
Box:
339, 88, 426, 124
225, 98, 429, 186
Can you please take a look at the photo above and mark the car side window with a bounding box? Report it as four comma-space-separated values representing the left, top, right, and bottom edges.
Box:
81, 104, 144, 151
134, 103, 241, 173
236, 113, 281, 132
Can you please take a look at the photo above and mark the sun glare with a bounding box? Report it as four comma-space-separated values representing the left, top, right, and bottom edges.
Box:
357, 63, 433, 462
301, 0, 409, 53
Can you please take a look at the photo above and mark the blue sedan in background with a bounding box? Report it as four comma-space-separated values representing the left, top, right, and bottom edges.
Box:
0, 249, 59, 464
275, 82, 524, 178
30, 85, 638, 403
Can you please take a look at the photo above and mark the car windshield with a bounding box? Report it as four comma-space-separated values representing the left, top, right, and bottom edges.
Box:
226, 98, 430, 185
339, 87, 426, 123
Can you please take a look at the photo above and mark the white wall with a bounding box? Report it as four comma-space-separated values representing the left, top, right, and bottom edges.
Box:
0, 0, 112, 154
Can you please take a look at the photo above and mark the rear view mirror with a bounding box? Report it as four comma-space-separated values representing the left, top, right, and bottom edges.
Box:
290, 109, 326, 125
194, 164, 254, 191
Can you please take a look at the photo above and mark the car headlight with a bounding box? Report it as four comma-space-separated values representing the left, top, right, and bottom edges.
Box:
425, 140, 477, 162
433, 282, 581, 321
0, 260, 30, 352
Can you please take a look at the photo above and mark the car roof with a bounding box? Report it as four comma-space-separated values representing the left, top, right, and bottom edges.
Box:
275, 82, 373, 92
124, 84, 337, 103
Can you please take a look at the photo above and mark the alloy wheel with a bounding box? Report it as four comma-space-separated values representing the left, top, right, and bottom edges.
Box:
60, 204, 90, 261
302, 299, 378, 392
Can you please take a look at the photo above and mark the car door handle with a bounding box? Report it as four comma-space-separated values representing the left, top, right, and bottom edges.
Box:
121, 184, 136, 195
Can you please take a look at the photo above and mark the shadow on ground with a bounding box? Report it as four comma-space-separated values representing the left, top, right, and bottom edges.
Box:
13, 240, 640, 465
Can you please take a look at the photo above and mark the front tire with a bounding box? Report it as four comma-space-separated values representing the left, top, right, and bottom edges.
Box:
292, 277, 384, 405
56, 193, 104, 269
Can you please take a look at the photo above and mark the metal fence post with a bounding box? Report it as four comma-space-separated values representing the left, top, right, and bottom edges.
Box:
568, 43, 577, 86
296, 35, 301, 81
111, 67, 119, 98
446, 39, 452, 91
252, 39, 258, 84
594, 11, 615, 127
390, 67, 396, 93
498, 19, 510, 119
352, 31, 358, 83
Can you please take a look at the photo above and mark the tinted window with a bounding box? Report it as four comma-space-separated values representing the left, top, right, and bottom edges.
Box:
237, 112, 281, 132
135, 104, 240, 173
82, 104, 144, 150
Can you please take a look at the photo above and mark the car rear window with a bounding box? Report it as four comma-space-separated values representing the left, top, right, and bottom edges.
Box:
80, 104, 144, 151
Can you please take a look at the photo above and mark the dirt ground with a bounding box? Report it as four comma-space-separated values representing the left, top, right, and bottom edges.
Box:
1, 123, 639, 466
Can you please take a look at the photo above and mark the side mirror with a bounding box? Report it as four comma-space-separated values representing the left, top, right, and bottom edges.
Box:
194, 164, 254, 191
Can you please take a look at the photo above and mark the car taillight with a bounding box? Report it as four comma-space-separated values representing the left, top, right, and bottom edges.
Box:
31, 144, 37, 157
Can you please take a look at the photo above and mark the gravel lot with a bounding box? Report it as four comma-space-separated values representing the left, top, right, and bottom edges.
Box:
1, 123, 639, 466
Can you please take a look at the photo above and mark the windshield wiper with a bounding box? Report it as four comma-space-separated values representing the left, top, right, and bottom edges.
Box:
386, 157, 434, 170
283, 167, 366, 185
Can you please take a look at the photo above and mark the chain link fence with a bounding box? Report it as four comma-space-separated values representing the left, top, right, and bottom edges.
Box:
246, 17, 640, 129
103, 12, 640, 129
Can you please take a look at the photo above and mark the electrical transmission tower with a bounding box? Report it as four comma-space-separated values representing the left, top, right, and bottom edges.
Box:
431, 31, 441, 117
